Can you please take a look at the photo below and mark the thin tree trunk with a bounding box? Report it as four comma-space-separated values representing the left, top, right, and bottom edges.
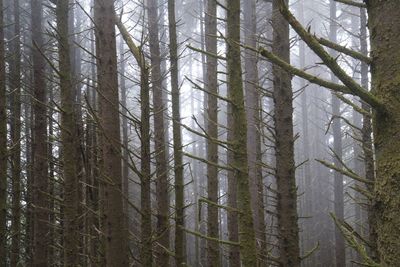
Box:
0, 0, 7, 263
204, 0, 220, 265
243, 0, 267, 264
10, 0, 22, 264
329, 2, 345, 266
147, 0, 170, 264
167, 0, 186, 265
56, 0, 80, 265
31, 0, 49, 264
272, 0, 300, 265
226, 0, 258, 265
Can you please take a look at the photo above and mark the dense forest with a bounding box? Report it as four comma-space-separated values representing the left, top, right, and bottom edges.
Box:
0, 0, 399, 266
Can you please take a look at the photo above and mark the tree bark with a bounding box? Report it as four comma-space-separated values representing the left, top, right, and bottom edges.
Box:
226, 0, 258, 265
0, 0, 7, 263
272, 0, 300, 265
204, 0, 220, 265
367, 1, 400, 265
147, 0, 170, 264
31, 0, 49, 264
167, 0, 186, 265
94, 0, 129, 264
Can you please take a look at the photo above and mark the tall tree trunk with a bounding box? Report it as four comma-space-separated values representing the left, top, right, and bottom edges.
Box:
31, 0, 49, 264
271, 0, 300, 265
359, 7, 378, 261
367, 1, 400, 265
167, 0, 186, 265
93, 0, 128, 264
243, 0, 267, 263
0, 0, 7, 263
329, 2, 345, 266
226, 0, 257, 265
10, 0, 22, 265
56, 0, 80, 265
204, 0, 220, 265
147, 0, 170, 264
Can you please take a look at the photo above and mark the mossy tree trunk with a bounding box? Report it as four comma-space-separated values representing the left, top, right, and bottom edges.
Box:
367, 1, 400, 265
226, 0, 258, 266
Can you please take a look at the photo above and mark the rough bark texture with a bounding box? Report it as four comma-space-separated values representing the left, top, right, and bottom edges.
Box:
94, 0, 128, 265
56, 0, 80, 265
243, 0, 267, 263
10, 0, 22, 265
168, 0, 186, 265
226, 0, 258, 266
272, 0, 300, 266
360, 8, 378, 261
147, 0, 170, 264
367, 1, 400, 265
0, 0, 7, 263
204, 0, 220, 265
31, 0, 49, 265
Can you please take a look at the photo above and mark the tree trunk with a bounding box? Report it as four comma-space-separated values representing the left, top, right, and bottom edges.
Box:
56, 0, 80, 265
167, 0, 186, 265
226, 0, 258, 265
367, 1, 400, 265
10, 0, 22, 265
147, 0, 170, 264
0, 0, 7, 263
243, 0, 267, 264
204, 0, 220, 265
329, 2, 345, 266
93, 0, 129, 264
272, 0, 300, 265
31, 0, 49, 264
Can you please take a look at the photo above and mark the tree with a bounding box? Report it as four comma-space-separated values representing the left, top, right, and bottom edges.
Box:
329, 2, 345, 266
0, 0, 7, 263
167, 0, 186, 264
226, 0, 258, 265
56, 0, 80, 265
271, 0, 301, 265
204, 0, 220, 265
261, 0, 400, 265
147, 0, 170, 264
93, 0, 128, 264
31, 0, 50, 264
10, 0, 22, 265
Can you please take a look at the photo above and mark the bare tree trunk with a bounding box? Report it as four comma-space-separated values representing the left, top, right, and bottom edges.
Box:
243, 0, 267, 263
0, 0, 7, 263
272, 0, 300, 265
328, 2, 345, 266
31, 0, 49, 264
204, 0, 220, 265
56, 0, 80, 265
93, 0, 128, 264
226, 0, 257, 265
167, 0, 186, 265
9, 0, 22, 264
147, 0, 170, 264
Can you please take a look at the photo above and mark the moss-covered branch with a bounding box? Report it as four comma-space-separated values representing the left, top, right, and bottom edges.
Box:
334, 0, 366, 8
317, 37, 372, 64
276, 0, 385, 112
